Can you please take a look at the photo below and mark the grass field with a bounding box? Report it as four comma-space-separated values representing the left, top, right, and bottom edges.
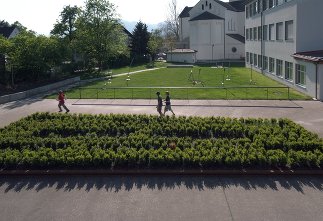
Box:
50, 66, 310, 100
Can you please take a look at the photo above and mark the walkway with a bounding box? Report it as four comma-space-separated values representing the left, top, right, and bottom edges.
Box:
1, 98, 323, 138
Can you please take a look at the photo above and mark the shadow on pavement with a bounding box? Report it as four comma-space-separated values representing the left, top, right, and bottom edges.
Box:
2, 98, 43, 110
0, 175, 322, 193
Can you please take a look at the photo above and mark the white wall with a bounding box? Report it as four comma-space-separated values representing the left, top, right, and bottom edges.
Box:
319, 64, 323, 101
190, 20, 224, 60
167, 53, 196, 64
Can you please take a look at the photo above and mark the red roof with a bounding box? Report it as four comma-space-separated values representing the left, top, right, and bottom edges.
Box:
292, 50, 323, 63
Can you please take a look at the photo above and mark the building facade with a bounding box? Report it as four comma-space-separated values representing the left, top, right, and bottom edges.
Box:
245, 0, 323, 100
179, 0, 246, 62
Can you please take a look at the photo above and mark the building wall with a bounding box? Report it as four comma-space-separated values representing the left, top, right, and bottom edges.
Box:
190, 20, 225, 60
319, 64, 323, 101
225, 36, 245, 59
166, 53, 196, 64
180, 17, 190, 41
296, 0, 323, 52
245, 0, 323, 100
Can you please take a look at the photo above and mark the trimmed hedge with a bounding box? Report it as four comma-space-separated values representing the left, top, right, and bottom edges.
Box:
0, 113, 322, 170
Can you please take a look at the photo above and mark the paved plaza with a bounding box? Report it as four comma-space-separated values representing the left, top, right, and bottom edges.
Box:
0, 97, 323, 221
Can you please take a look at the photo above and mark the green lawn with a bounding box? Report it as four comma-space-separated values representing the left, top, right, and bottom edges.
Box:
51, 66, 310, 100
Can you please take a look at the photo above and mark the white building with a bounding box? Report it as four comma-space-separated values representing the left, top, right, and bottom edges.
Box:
245, 0, 323, 101
178, 0, 246, 62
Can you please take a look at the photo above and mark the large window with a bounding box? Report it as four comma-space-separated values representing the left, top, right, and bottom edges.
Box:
253, 27, 257, 40
285, 20, 294, 40
250, 53, 254, 65
246, 52, 250, 63
254, 54, 258, 66
296, 64, 306, 86
246, 29, 249, 40
258, 55, 262, 68
263, 0, 268, 10
258, 26, 262, 40
276, 59, 283, 77
250, 28, 253, 40
263, 56, 268, 71
263, 25, 268, 40
269, 0, 274, 8
285, 61, 293, 81
269, 57, 275, 73
246, 6, 249, 18
269, 24, 275, 40
276, 22, 283, 40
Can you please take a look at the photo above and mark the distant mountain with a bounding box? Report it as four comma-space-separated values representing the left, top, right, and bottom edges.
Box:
121, 20, 162, 33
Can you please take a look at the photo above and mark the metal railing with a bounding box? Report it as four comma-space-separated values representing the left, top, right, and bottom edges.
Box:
77, 86, 291, 100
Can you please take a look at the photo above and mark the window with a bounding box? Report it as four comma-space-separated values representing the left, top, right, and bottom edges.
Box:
296, 64, 306, 86
285, 20, 294, 40
246, 6, 249, 18
269, 57, 275, 73
209, 3, 212, 9
263, 25, 268, 40
269, 24, 275, 40
263, 56, 268, 70
246, 29, 249, 40
269, 0, 274, 8
285, 61, 293, 81
202, 4, 204, 10
254, 27, 257, 40
257, 0, 262, 13
258, 26, 262, 40
250, 28, 253, 40
276, 22, 283, 41
246, 52, 250, 63
254, 54, 258, 66
263, 0, 267, 10
276, 59, 283, 77
250, 53, 253, 64
258, 55, 262, 68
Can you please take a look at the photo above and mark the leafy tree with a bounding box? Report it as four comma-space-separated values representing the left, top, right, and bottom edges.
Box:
0, 20, 10, 27
75, 0, 128, 71
148, 29, 163, 60
0, 36, 12, 85
131, 21, 150, 57
51, 5, 80, 43
9, 32, 65, 82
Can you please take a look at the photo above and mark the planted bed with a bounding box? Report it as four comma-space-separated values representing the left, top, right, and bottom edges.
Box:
0, 113, 322, 170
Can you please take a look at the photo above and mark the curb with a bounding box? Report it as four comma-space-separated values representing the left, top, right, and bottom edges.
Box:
1, 169, 322, 176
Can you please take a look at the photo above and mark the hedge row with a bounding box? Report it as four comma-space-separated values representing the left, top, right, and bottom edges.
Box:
0, 113, 322, 169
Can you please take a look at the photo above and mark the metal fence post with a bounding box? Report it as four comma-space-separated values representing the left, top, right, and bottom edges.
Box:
114, 88, 116, 99
226, 88, 228, 100
267, 88, 269, 100
97, 89, 99, 99
79, 89, 82, 99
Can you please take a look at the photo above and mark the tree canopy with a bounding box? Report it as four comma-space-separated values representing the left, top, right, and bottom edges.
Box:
131, 21, 150, 57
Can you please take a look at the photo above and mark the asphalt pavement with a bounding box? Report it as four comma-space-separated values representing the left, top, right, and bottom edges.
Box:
1, 98, 323, 221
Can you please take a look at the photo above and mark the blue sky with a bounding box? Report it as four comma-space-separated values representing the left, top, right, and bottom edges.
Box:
0, 0, 229, 35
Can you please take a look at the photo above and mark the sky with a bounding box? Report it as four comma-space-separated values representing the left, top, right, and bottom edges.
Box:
0, 0, 229, 35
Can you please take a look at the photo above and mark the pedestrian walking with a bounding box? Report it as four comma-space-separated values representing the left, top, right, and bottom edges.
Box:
156, 91, 164, 116
164, 91, 175, 115
57, 90, 70, 113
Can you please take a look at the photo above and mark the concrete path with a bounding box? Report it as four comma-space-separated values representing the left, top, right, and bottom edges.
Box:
0, 175, 323, 221
1, 98, 323, 138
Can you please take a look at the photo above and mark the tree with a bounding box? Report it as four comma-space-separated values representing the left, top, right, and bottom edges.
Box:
131, 21, 150, 57
0, 20, 10, 27
51, 5, 80, 43
0, 35, 12, 85
148, 29, 163, 60
165, 0, 180, 41
75, 0, 128, 71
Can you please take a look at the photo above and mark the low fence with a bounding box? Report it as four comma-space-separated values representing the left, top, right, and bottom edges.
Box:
77, 86, 291, 100
0, 77, 80, 104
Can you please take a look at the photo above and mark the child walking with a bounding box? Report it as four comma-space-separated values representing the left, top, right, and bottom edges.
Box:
156, 91, 164, 116
163, 91, 175, 115
57, 90, 70, 113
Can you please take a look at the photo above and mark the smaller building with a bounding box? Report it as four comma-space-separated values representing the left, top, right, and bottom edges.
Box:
166, 49, 197, 64
292, 51, 323, 101
0, 26, 19, 39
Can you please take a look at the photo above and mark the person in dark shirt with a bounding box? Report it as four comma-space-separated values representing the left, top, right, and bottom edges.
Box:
163, 91, 175, 115
156, 91, 164, 116
57, 90, 70, 113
